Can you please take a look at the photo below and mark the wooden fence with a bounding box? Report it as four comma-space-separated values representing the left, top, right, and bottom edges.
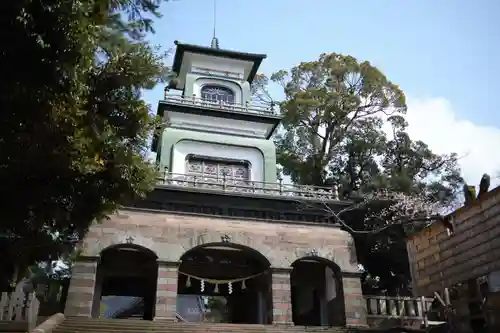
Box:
365, 295, 435, 327
0, 279, 40, 332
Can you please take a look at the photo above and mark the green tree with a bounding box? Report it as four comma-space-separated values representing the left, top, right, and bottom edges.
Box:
0, 0, 171, 288
270, 53, 407, 186
254, 52, 463, 294
205, 296, 229, 323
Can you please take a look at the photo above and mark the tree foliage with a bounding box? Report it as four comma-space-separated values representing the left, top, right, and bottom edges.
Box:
254, 52, 464, 294
0, 0, 171, 288
205, 296, 229, 323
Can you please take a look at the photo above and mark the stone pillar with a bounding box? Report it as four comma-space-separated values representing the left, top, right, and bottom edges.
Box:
271, 268, 293, 325
64, 257, 98, 317
341, 272, 368, 327
90, 264, 104, 318
155, 261, 178, 322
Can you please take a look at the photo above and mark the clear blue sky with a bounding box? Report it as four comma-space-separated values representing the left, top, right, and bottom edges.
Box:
143, 0, 499, 127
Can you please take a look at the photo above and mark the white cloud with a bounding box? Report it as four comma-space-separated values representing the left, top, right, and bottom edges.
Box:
401, 97, 500, 188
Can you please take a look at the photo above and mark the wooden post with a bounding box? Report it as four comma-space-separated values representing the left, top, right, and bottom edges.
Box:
444, 288, 451, 306
27, 292, 40, 332
434, 291, 446, 307
421, 296, 428, 329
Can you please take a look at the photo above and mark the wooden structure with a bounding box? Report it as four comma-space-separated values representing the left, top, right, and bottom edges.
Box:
0, 279, 40, 332
365, 295, 434, 328
407, 185, 500, 332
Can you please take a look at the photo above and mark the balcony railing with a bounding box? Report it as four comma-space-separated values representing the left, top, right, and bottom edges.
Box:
157, 171, 340, 200
162, 94, 276, 116
365, 295, 435, 326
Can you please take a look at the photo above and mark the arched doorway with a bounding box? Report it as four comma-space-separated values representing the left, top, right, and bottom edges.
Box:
91, 244, 158, 320
177, 242, 271, 324
290, 257, 345, 326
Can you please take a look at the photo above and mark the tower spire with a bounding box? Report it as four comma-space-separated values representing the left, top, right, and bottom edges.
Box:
211, 0, 220, 49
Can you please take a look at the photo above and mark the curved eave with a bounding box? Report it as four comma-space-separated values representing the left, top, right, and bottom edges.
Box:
172, 41, 267, 83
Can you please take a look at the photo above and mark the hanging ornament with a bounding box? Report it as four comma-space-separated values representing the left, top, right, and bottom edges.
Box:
214, 283, 219, 293
228, 282, 233, 294
241, 280, 246, 290
200, 279, 205, 292
185, 276, 191, 288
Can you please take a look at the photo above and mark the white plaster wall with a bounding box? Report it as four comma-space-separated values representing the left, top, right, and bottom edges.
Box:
193, 77, 243, 104
167, 111, 270, 138
172, 140, 264, 181
179, 53, 254, 103
186, 52, 253, 77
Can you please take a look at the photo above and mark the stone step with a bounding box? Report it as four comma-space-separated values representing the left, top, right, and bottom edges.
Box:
53, 317, 352, 333
57, 323, 309, 331
0, 320, 28, 332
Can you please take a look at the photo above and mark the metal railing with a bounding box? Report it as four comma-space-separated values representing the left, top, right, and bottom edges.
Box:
162, 94, 276, 116
157, 171, 340, 200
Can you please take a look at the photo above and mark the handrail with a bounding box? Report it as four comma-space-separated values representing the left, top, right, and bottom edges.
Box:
157, 171, 340, 201
162, 94, 276, 116
364, 295, 434, 327
175, 312, 188, 322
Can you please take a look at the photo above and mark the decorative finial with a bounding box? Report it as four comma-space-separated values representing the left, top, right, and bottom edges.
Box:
211, 0, 220, 49
221, 234, 231, 243
307, 249, 319, 257
211, 36, 220, 49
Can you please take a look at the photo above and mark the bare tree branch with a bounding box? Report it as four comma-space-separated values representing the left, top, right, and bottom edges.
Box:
297, 191, 446, 235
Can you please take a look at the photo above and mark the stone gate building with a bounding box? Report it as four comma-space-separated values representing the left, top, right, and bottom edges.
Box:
63, 39, 367, 328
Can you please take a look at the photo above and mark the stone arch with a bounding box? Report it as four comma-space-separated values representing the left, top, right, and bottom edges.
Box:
291, 255, 341, 271
180, 241, 271, 268
100, 243, 158, 258
289, 256, 346, 326
82, 231, 159, 258
93, 242, 159, 320
280, 242, 359, 273
177, 231, 275, 265
177, 240, 272, 324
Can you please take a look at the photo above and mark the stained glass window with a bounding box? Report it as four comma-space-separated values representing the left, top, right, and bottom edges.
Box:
186, 158, 249, 181
201, 85, 235, 104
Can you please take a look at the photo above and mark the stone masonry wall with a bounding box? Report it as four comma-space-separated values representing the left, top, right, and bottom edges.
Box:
66, 209, 366, 326
342, 275, 367, 327
81, 209, 359, 273
271, 269, 293, 324
408, 186, 500, 295
64, 259, 97, 317
155, 263, 178, 321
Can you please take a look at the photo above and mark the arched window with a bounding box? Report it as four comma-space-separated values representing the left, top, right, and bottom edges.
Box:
201, 85, 235, 104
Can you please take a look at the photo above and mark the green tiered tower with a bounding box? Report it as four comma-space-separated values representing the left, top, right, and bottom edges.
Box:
154, 40, 281, 187
63, 39, 368, 331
